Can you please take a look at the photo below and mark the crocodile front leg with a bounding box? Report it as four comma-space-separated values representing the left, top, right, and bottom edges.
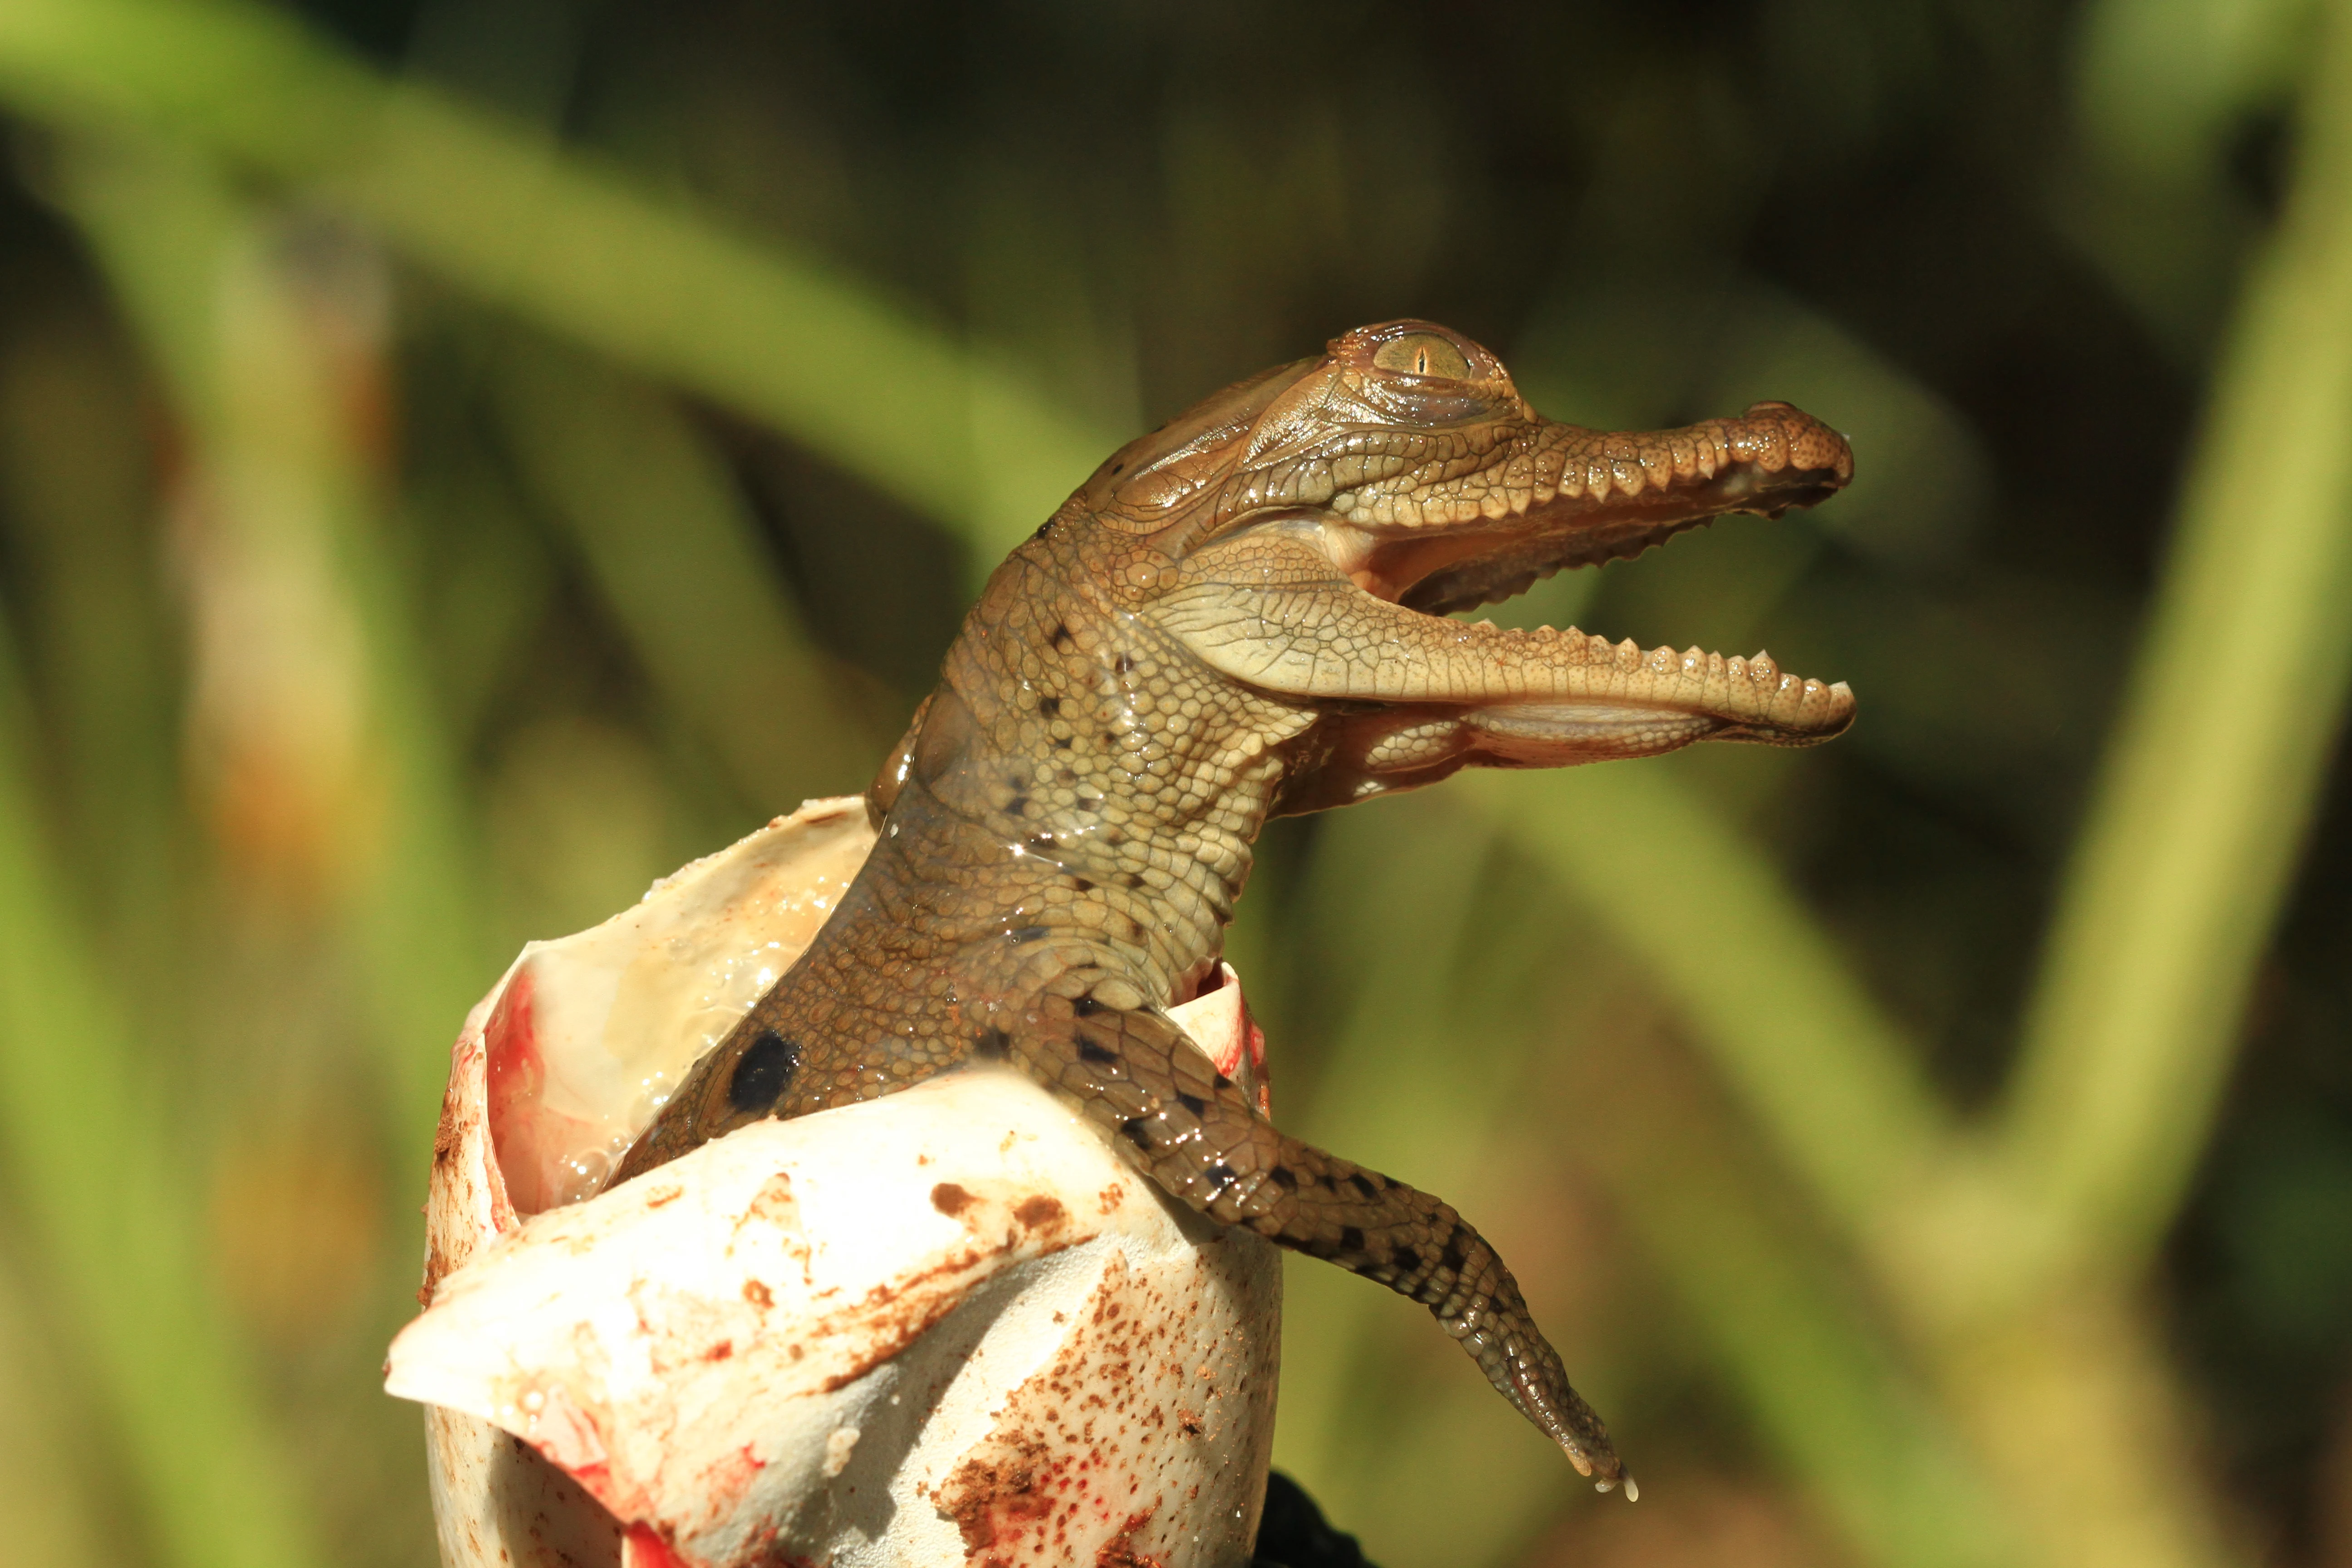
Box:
1002, 974, 1627, 1490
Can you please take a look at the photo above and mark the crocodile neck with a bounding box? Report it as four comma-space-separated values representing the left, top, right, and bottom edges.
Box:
780, 540, 1310, 1050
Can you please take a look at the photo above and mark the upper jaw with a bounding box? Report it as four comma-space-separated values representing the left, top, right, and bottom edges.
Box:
1325, 401, 1855, 612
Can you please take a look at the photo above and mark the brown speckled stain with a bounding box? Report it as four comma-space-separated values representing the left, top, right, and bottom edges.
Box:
934, 1232, 1275, 1568
1093, 1513, 1166, 1568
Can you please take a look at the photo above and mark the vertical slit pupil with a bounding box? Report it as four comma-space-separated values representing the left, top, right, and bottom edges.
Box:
728, 1029, 800, 1112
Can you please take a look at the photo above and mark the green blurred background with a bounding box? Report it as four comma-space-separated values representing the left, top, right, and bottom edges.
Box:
0, 1, 2348, 1565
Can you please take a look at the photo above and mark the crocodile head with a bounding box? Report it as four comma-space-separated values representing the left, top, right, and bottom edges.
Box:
1061, 318, 1855, 809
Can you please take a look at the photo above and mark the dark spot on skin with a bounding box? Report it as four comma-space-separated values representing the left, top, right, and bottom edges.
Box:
976, 1028, 1012, 1058
1442, 1232, 1472, 1271
1007, 926, 1050, 944
1213, 1071, 1233, 1090
1269, 1167, 1298, 1191
1076, 1035, 1120, 1064
1176, 1092, 1207, 1116
727, 1029, 800, 1113
1205, 1162, 1238, 1189
1039, 696, 1061, 716
1339, 1226, 1367, 1254
1123, 873, 1147, 889
1054, 736, 1073, 750
1034, 516, 1058, 540
931, 1182, 976, 1216
1073, 995, 1104, 1017
1052, 623, 1075, 649
1392, 1244, 1422, 1273
1348, 1173, 1382, 1200
1121, 1117, 1155, 1151
1114, 652, 1137, 675
1027, 835, 1057, 854
1007, 795, 1030, 815
1072, 877, 1094, 892
1110, 461, 1126, 475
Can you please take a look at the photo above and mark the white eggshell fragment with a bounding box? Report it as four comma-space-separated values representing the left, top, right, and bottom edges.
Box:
390, 797, 1282, 1568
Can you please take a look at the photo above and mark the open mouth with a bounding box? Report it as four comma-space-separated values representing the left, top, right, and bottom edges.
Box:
1299, 400, 1858, 752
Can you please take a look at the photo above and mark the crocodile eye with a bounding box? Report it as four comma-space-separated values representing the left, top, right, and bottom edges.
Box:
1372, 332, 1471, 379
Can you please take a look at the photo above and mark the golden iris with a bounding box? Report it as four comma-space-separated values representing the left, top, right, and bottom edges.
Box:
1371, 332, 1471, 379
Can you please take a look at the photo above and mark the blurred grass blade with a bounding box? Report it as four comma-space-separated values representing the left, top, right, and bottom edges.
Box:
1465, 764, 1951, 1244
490, 337, 884, 810
0, 309, 183, 985
0, 1245, 111, 1568
2002, 0, 2352, 1280
2058, 0, 2309, 354
0, 603, 318, 1568
1573, 1019, 2012, 1568
0, 0, 1119, 563
56, 137, 480, 1167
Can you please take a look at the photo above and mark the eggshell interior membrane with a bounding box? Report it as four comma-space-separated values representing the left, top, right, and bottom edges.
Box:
485, 798, 873, 1213
394, 797, 1282, 1568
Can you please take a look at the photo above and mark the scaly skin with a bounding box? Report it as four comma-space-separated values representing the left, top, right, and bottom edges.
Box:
612, 321, 1857, 1492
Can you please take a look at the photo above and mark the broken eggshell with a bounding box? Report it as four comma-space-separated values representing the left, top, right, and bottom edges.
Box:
387, 796, 1282, 1568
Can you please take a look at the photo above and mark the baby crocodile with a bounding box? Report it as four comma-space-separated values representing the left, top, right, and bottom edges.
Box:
614, 320, 1855, 1492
